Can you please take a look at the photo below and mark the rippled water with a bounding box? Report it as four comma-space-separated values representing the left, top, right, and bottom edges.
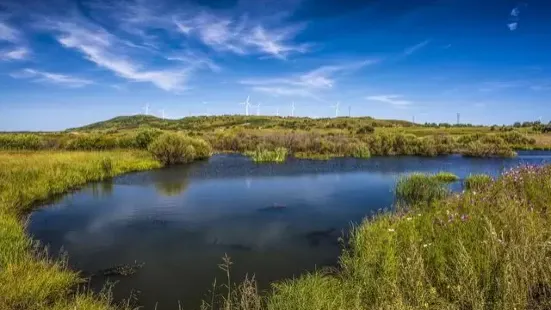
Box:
28, 152, 551, 309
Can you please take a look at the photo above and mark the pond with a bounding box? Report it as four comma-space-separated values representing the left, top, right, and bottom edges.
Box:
28, 151, 551, 309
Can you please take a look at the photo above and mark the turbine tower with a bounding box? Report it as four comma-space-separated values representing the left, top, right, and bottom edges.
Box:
240, 96, 251, 116
291, 102, 296, 117
276, 107, 280, 116
330, 102, 340, 117
203, 101, 210, 116
159, 109, 165, 119
143, 103, 150, 115
255, 102, 261, 116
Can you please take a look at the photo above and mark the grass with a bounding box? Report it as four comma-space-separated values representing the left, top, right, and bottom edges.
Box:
464, 174, 493, 191
245, 147, 288, 163
395, 173, 451, 207
433, 171, 460, 182
0, 151, 160, 310
205, 165, 551, 310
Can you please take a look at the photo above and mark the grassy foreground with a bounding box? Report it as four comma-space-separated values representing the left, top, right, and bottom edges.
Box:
0, 151, 161, 310
208, 165, 551, 310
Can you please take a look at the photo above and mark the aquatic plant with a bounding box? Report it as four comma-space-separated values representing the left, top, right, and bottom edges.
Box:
462, 140, 517, 158
433, 171, 459, 182
148, 132, 212, 165
245, 147, 288, 163
395, 173, 450, 206
464, 174, 493, 191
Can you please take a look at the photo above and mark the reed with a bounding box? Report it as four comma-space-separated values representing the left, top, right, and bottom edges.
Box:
245, 147, 288, 163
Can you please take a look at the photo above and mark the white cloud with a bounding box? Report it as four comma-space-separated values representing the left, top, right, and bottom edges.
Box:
366, 95, 412, 106
251, 86, 318, 99
173, 11, 310, 59
511, 7, 520, 17
0, 21, 20, 42
166, 50, 221, 72
47, 20, 192, 92
0, 46, 29, 61
240, 60, 377, 91
403, 40, 430, 56
507, 22, 518, 31
10, 68, 93, 88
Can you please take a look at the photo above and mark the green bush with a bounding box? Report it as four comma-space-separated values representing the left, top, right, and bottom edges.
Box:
148, 132, 212, 165
464, 174, 493, 191
350, 143, 371, 158
356, 125, 374, 134
462, 140, 516, 158
135, 128, 162, 149
395, 173, 449, 206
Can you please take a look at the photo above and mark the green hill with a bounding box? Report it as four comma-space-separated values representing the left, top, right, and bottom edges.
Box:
69, 114, 414, 132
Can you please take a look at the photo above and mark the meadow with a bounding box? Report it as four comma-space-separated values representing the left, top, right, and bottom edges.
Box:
1, 115, 551, 310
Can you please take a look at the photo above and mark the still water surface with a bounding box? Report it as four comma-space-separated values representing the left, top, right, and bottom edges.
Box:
28, 152, 551, 309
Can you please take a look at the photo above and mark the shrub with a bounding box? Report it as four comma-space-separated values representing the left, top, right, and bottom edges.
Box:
356, 125, 374, 134
135, 128, 162, 149
462, 140, 516, 158
464, 174, 493, 191
498, 131, 536, 145
148, 132, 212, 165
395, 173, 449, 206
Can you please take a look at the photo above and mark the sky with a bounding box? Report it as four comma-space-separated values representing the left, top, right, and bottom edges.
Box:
1, 0, 551, 131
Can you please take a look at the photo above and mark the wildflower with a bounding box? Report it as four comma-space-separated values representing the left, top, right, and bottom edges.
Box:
388, 228, 395, 232
406, 217, 412, 221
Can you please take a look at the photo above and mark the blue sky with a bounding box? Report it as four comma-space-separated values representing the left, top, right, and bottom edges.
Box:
1, 0, 551, 131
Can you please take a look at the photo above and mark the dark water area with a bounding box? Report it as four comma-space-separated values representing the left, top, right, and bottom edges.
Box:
28, 152, 551, 309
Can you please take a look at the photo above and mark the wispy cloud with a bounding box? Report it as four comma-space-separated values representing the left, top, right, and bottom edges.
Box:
166, 50, 221, 72
0, 46, 29, 61
0, 20, 20, 42
366, 94, 412, 106
10, 68, 93, 88
42, 19, 193, 92
403, 40, 430, 56
173, 11, 310, 59
479, 81, 523, 92
240, 60, 377, 98
507, 4, 526, 31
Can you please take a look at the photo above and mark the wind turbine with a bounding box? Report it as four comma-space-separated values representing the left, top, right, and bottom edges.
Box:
291, 102, 296, 117
159, 109, 165, 119
254, 102, 261, 116
276, 107, 280, 116
142, 103, 150, 115
330, 102, 340, 118
240, 96, 252, 116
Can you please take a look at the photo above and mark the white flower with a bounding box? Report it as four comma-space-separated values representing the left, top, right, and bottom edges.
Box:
406, 217, 412, 221
388, 228, 395, 232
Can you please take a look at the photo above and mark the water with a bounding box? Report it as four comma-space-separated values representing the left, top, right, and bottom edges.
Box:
28, 152, 551, 309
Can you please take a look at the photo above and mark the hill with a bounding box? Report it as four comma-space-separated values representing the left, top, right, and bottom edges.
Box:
69, 114, 414, 132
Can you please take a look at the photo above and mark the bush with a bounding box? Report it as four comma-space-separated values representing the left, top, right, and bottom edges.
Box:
148, 132, 212, 165
462, 140, 516, 158
395, 173, 449, 206
464, 174, 493, 191
356, 125, 374, 134
349, 143, 371, 158
135, 128, 162, 149
498, 131, 536, 145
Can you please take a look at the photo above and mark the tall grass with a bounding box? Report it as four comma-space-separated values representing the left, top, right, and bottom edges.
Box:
0, 151, 160, 310
464, 174, 493, 191
395, 173, 450, 207
245, 147, 288, 163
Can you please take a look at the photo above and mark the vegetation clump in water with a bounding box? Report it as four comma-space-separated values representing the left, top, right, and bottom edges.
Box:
395, 173, 450, 206
245, 147, 288, 163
